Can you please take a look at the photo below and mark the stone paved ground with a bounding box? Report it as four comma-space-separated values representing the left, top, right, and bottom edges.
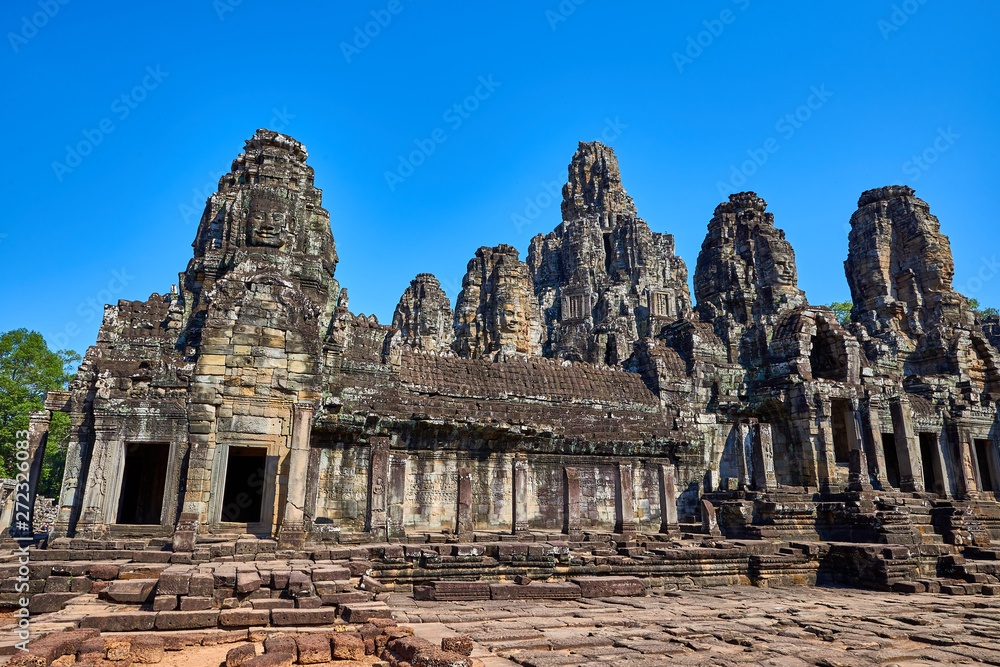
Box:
389, 586, 1000, 666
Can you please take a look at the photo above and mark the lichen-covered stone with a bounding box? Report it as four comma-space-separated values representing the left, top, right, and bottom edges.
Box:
393, 273, 455, 352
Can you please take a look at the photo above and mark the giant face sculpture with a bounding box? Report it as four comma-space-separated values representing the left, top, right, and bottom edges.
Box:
247, 191, 291, 248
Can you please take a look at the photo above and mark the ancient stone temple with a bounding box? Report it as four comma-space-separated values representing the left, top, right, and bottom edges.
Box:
25, 130, 999, 569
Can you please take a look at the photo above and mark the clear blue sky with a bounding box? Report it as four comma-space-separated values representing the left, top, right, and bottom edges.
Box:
2, 1, 997, 357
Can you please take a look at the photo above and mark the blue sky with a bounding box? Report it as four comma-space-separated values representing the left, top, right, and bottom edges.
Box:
2, 1, 997, 357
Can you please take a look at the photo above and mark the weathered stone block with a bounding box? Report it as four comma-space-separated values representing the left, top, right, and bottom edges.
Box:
332, 634, 366, 661
226, 643, 257, 667
154, 610, 220, 630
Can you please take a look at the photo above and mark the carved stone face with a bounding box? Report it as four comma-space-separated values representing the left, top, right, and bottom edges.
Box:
499, 300, 524, 335
770, 252, 796, 286
247, 194, 290, 248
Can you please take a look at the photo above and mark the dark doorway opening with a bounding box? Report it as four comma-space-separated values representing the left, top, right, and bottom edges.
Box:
975, 439, 995, 493
117, 442, 169, 524
603, 233, 614, 273
810, 319, 847, 381
221, 447, 266, 523
919, 433, 945, 496
830, 399, 852, 464
883, 433, 901, 488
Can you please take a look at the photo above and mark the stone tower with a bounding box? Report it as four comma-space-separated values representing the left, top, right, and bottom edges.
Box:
392, 273, 455, 352
528, 141, 691, 364
694, 192, 807, 364
453, 244, 543, 359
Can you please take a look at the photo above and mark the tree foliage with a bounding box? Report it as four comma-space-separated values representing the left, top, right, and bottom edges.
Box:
0, 330, 79, 495
970, 298, 999, 321
829, 301, 853, 327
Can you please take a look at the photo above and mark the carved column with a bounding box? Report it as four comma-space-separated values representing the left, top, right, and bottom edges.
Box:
862, 395, 889, 489
614, 461, 635, 534
512, 455, 529, 535
456, 468, 473, 538
366, 437, 390, 541
815, 393, 838, 492
387, 453, 408, 540
846, 399, 864, 452
890, 396, 921, 492
952, 425, 978, 501
563, 467, 581, 540
278, 403, 312, 548
658, 463, 679, 534
751, 424, 777, 491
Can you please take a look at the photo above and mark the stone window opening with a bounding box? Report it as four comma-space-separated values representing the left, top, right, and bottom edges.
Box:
974, 439, 997, 494
830, 399, 852, 464
116, 442, 169, 525
220, 447, 267, 523
882, 433, 901, 488
603, 232, 614, 273
809, 319, 847, 381
918, 433, 946, 497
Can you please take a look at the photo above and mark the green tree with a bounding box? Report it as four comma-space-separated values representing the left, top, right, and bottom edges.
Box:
0, 330, 79, 495
969, 298, 999, 320
830, 301, 853, 327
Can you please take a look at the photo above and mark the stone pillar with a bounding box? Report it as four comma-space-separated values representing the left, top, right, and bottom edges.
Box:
848, 449, 873, 492
278, 403, 312, 548
952, 426, 978, 501
563, 467, 581, 540
387, 453, 408, 540
366, 436, 390, 541
76, 424, 116, 538
658, 464, 679, 534
862, 395, 889, 489
700, 499, 722, 537
456, 468, 473, 538
815, 394, 838, 492
732, 422, 752, 490
751, 424, 777, 491
846, 400, 864, 452
890, 396, 922, 492
25, 411, 50, 537
614, 461, 635, 534
52, 414, 87, 538
6, 412, 50, 539
512, 455, 529, 535
789, 388, 820, 488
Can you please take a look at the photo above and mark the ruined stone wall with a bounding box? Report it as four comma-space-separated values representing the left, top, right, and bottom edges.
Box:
43, 128, 1000, 548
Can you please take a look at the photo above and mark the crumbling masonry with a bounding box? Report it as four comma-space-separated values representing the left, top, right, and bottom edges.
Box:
16, 129, 1000, 598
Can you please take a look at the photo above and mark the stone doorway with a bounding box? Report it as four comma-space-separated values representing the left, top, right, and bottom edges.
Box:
883, 433, 901, 489
830, 399, 852, 464
974, 439, 996, 493
919, 433, 946, 497
220, 447, 266, 523
116, 442, 169, 525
